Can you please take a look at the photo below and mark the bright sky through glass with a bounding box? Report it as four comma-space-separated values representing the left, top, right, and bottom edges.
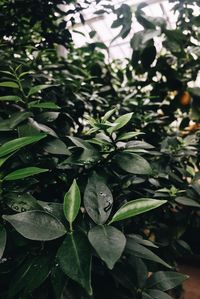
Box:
65, 0, 178, 60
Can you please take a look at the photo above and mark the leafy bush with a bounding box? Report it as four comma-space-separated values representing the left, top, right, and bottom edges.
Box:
0, 66, 192, 299
0, 0, 199, 298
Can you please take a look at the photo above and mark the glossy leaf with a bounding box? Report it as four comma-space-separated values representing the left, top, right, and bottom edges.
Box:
38, 201, 65, 223
3, 211, 66, 241
0, 81, 19, 88
0, 134, 46, 157
117, 131, 144, 141
0, 224, 6, 259
146, 289, 173, 299
68, 136, 95, 150
108, 112, 133, 133
0, 111, 32, 131
88, 225, 126, 269
0, 154, 13, 168
8, 256, 51, 298
127, 234, 158, 248
4, 166, 48, 181
126, 239, 171, 268
109, 198, 166, 223
28, 84, 54, 96
28, 101, 60, 109
115, 152, 152, 174
175, 196, 200, 208
51, 264, 67, 299
126, 140, 154, 149
142, 292, 153, 299
57, 232, 92, 295
84, 172, 113, 224
146, 271, 188, 291
5, 193, 42, 212
63, 179, 81, 226
102, 108, 116, 122
0, 95, 21, 102
129, 256, 148, 288
44, 138, 70, 155
29, 119, 58, 137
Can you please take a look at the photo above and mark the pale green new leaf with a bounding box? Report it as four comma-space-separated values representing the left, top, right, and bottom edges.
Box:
108, 112, 133, 133
63, 179, 81, 226
117, 131, 144, 141
28, 84, 54, 96
109, 198, 167, 224
3, 167, 48, 181
28, 101, 60, 109
0, 134, 46, 157
0, 95, 22, 102
0, 81, 19, 88
102, 108, 116, 122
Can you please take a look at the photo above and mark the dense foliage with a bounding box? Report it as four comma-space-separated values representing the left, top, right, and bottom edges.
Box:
0, 0, 199, 298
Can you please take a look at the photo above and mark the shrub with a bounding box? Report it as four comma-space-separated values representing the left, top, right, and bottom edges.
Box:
0, 0, 199, 298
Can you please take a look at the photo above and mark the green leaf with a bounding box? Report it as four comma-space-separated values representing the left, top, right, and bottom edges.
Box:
108, 113, 133, 133
0, 95, 21, 102
63, 179, 81, 227
65, 148, 100, 165
102, 108, 116, 122
8, 256, 52, 298
115, 152, 152, 174
117, 131, 144, 141
125, 239, 171, 268
18, 123, 40, 137
19, 71, 34, 78
127, 234, 158, 248
126, 140, 154, 149
0, 134, 46, 157
3, 166, 48, 181
57, 232, 92, 295
0, 224, 6, 259
0, 111, 32, 131
38, 201, 65, 222
129, 256, 148, 288
28, 84, 54, 96
68, 136, 95, 150
142, 292, 154, 299
28, 101, 60, 109
5, 193, 42, 212
84, 172, 113, 225
67, 137, 100, 164
0, 81, 19, 88
88, 225, 126, 269
44, 138, 70, 155
146, 271, 188, 291
109, 198, 166, 224
175, 196, 200, 208
0, 154, 13, 167
51, 264, 67, 299
3, 211, 66, 241
146, 289, 173, 299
